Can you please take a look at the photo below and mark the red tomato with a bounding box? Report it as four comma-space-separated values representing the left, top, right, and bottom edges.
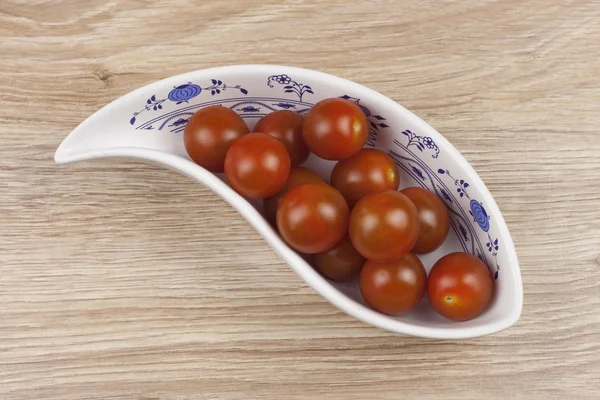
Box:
184, 106, 249, 172
427, 252, 494, 321
254, 110, 309, 167
277, 182, 349, 254
303, 98, 369, 160
331, 149, 400, 207
313, 235, 365, 282
400, 187, 450, 254
349, 190, 420, 262
224, 133, 291, 198
263, 167, 325, 224
360, 253, 427, 315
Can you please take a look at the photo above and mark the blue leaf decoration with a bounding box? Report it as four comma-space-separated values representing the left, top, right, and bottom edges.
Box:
379, 123, 389, 128
284, 86, 294, 90
403, 131, 410, 136
464, 182, 470, 188
216, 89, 220, 94
439, 187, 452, 202
460, 179, 464, 184
129, 116, 136, 125
494, 271, 499, 279
217, 80, 222, 85
438, 169, 446, 174
304, 86, 312, 90
240, 88, 248, 95
147, 99, 151, 104
151, 95, 156, 101
158, 104, 162, 109
340, 95, 351, 99
373, 115, 386, 120
211, 79, 217, 84
306, 89, 314, 94
284, 89, 295, 93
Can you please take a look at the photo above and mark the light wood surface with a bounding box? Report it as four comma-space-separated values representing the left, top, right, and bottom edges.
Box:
1, 1, 599, 399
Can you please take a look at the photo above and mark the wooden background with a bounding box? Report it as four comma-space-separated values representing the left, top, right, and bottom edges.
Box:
1, 0, 599, 399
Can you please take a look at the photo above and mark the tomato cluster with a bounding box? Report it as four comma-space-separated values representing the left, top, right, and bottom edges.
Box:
184, 98, 494, 322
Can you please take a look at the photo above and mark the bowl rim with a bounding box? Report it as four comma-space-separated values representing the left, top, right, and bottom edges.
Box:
56, 64, 524, 339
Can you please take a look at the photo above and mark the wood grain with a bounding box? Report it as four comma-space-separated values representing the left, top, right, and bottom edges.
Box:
1, 0, 599, 399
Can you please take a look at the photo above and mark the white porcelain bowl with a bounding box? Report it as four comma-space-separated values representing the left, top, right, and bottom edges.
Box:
55, 65, 523, 339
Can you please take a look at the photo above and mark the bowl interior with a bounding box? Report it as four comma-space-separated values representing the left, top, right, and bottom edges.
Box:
63, 65, 522, 336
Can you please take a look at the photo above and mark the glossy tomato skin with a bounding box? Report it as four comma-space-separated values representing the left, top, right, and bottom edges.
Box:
400, 187, 450, 254
313, 235, 365, 282
331, 149, 400, 207
184, 106, 249, 172
427, 252, 494, 321
224, 133, 291, 199
263, 167, 325, 224
303, 98, 368, 160
277, 182, 349, 254
360, 253, 427, 315
254, 110, 309, 167
349, 190, 420, 262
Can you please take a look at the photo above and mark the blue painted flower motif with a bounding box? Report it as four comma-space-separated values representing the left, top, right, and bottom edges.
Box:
274, 74, 291, 84
486, 238, 499, 252
267, 75, 313, 101
168, 83, 202, 103
401, 130, 440, 158
423, 137, 436, 149
130, 78, 248, 127
470, 200, 490, 232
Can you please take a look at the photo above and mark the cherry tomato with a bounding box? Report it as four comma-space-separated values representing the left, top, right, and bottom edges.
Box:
254, 110, 309, 167
313, 235, 365, 282
303, 98, 369, 160
360, 253, 427, 315
349, 190, 420, 262
427, 252, 494, 321
224, 133, 291, 198
184, 106, 249, 172
277, 182, 349, 254
331, 149, 400, 207
400, 187, 450, 254
263, 167, 325, 224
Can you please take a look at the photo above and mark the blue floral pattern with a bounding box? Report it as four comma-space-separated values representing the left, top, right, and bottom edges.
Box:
470, 200, 490, 232
267, 74, 314, 101
129, 79, 248, 127
401, 130, 440, 158
168, 83, 202, 103
437, 168, 500, 279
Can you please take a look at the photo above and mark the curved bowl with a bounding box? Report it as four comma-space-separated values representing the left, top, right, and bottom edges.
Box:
55, 65, 523, 339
